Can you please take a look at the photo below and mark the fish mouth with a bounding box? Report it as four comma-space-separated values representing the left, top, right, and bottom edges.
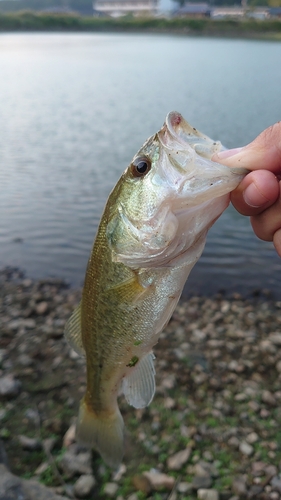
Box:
158, 111, 249, 178
158, 111, 223, 159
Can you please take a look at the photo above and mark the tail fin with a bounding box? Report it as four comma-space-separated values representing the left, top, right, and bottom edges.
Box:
76, 399, 124, 469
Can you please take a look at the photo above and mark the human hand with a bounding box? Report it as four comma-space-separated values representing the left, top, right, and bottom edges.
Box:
212, 122, 281, 257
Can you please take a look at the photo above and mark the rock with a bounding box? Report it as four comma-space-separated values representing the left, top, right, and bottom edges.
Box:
228, 436, 240, 448
276, 360, 281, 373
103, 482, 118, 497
132, 474, 152, 494
269, 332, 281, 345
269, 493, 280, 500
0, 375, 21, 398
247, 485, 263, 498
262, 390, 277, 406
265, 465, 278, 477
193, 462, 213, 477
58, 450, 92, 478
0, 440, 8, 467
177, 482, 193, 493
18, 435, 41, 451
239, 441, 254, 456
73, 474, 96, 498
0, 463, 68, 500
34, 462, 49, 475
167, 447, 191, 470
197, 489, 219, 500
43, 437, 58, 454
18, 354, 33, 367
246, 432, 259, 444
63, 423, 76, 448
36, 301, 49, 315
251, 461, 267, 476
143, 470, 175, 491
232, 475, 247, 496
192, 476, 212, 489
22, 278, 32, 287
0, 349, 7, 364
112, 463, 126, 482
164, 396, 176, 409
271, 476, 281, 493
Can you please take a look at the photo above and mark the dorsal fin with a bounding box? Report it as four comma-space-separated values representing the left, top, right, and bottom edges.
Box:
64, 302, 85, 357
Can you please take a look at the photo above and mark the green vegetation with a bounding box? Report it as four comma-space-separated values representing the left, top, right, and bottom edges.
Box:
0, 11, 280, 40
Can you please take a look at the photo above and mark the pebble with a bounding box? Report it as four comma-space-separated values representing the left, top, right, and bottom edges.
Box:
0, 463, 68, 500
73, 474, 96, 498
43, 437, 57, 454
197, 489, 219, 500
143, 470, 175, 491
167, 447, 191, 470
262, 390, 277, 406
177, 481, 193, 493
103, 482, 118, 497
63, 423, 76, 448
246, 432, 259, 444
36, 301, 49, 315
276, 360, 281, 373
192, 475, 212, 489
112, 463, 126, 482
271, 477, 281, 493
239, 441, 254, 456
268, 332, 281, 345
18, 435, 41, 451
132, 474, 151, 494
34, 462, 49, 475
0, 350, 7, 364
0, 375, 21, 398
232, 475, 247, 496
58, 450, 92, 478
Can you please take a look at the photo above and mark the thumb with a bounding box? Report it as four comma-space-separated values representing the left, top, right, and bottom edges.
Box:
212, 122, 281, 216
212, 122, 281, 174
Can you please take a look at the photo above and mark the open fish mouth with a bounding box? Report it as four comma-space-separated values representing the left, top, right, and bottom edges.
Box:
159, 111, 223, 159
159, 111, 249, 177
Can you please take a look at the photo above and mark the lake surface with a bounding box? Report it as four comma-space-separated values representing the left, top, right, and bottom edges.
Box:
0, 33, 281, 297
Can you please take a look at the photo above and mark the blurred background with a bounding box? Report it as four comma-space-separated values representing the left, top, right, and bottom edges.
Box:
0, 17, 281, 297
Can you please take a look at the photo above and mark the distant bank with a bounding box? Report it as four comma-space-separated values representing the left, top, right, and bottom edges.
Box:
0, 12, 281, 40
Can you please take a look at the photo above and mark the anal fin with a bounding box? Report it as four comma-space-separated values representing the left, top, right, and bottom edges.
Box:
122, 352, 156, 409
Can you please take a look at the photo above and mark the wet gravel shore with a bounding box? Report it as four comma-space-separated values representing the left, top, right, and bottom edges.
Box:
1, 267, 281, 500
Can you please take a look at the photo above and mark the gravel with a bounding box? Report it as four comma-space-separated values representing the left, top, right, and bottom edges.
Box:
1, 267, 281, 499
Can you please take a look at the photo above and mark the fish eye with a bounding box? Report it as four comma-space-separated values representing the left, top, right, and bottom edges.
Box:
131, 156, 151, 178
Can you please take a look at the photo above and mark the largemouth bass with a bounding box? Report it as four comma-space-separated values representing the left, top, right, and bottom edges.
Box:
65, 111, 247, 468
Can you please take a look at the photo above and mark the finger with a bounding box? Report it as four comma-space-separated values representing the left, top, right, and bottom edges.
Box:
250, 186, 281, 241
212, 121, 281, 174
230, 170, 279, 216
273, 228, 281, 258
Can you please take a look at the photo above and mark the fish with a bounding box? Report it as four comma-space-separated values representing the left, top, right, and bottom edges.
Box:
65, 111, 248, 468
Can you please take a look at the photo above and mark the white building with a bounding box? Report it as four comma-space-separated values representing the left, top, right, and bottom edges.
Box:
94, 0, 158, 17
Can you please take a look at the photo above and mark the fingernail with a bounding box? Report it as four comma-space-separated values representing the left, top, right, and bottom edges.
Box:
243, 183, 268, 208
216, 147, 243, 159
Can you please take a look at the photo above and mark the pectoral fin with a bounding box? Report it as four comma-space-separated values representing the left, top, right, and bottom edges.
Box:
64, 302, 85, 356
105, 273, 153, 305
122, 352, 156, 409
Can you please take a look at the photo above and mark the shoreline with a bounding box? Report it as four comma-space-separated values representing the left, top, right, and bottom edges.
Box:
0, 13, 280, 42
1, 268, 281, 498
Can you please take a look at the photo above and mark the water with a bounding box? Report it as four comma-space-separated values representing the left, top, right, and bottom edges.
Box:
0, 33, 281, 297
